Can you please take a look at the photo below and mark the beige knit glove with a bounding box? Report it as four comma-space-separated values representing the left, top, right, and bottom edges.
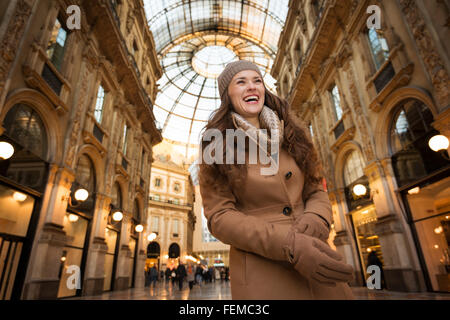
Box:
284, 230, 354, 286
294, 213, 330, 242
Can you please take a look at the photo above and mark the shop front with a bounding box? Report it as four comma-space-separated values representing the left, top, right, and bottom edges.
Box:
56, 154, 96, 298
390, 98, 450, 292
0, 103, 49, 300
401, 171, 450, 292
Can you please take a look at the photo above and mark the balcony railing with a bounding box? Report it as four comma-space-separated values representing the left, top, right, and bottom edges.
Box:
149, 196, 192, 207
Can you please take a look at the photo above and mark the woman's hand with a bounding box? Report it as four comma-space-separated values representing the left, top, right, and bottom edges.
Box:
284, 231, 354, 286
294, 213, 330, 242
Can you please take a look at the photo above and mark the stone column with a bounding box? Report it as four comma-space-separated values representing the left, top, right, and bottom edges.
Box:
374, 214, 425, 292
115, 214, 131, 290
22, 165, 74, 299
365, 160, 424, 291
82, 193, 110, 296
334, 230, 363, 286
330, 187, 362, 285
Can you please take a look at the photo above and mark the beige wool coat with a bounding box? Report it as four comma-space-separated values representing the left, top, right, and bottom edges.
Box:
199, 133, 354, 300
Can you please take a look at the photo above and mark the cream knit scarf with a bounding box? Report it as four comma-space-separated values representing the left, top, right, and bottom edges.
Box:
231, 105, 284, 156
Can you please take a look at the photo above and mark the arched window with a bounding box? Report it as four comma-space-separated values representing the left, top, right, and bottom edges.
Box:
367, 28, 390, 70
389, 99, 444, 187
75, 154, 95, 194
330, 85, 343, 121
390, 99, 434, 155
73, 154, 96, 213
168, 243, 180, 259
343, 150, 366, 186
111, 182, 122, 209
3, 103, 48, 159
133, 199, 140, 223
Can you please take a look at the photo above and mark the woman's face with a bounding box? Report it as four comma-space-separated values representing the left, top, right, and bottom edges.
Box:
227, 70, 265, 119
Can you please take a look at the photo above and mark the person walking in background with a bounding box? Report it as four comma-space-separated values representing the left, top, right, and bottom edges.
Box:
187, 263, 195, 290
195, 265, 203, 286
176, 262, 187, 290
150, 265, 158, 287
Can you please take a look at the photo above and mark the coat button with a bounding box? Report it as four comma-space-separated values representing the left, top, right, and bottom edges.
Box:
285, 171, 292, 179
283, 206, 292, 216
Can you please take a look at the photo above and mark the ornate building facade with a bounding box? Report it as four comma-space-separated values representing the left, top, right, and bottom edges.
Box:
272, 0, 449, 292
0, 0, 162, 299
146, 139, 196, 273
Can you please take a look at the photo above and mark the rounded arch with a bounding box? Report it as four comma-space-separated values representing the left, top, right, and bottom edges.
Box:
75, 145, 105, 193
111, 181, 123, 209
168, 242, 180, 259
334, 141, 366, 188
113, 174, 129, 211
147, 241, 161, 258
0, 88, 64, 163
374, 86, 438, 159
134, 193, 145, 222
133, 198, 141, 222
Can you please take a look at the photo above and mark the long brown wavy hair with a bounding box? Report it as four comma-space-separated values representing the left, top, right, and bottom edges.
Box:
199, 87, 324, 194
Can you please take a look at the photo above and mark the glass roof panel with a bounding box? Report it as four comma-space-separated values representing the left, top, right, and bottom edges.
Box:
143, 1, 290, 151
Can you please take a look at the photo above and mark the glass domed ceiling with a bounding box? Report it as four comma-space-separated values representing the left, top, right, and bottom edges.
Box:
143, 0, 289, 154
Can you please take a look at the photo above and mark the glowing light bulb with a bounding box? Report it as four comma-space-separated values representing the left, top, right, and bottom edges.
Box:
428, 135, 449, 152
112, 211, 123, 222
68, 214, 79, 222
13, 191, 27, 202
353, 184, 367, 196
74, 188, 89, 201
135, 224, 144, 233
434, 226, 443, 234
408, 187, 420, 195
0, 141, 14, 160
147, 233, 157, 241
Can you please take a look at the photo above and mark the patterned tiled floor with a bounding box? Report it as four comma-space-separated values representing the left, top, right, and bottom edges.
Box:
68, 280, 450, 300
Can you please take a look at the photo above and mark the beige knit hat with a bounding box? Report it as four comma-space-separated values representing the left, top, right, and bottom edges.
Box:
218, 60, 263, 100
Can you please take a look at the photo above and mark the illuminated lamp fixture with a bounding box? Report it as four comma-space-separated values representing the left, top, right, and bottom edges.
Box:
428, 135, 449, 160
68, 214, 79, 222
434, 226, 443, 235
0, 141, 14, 160
353, 184, 367, 197
147, 232, 157, 242
112, 210, 123, 222
13, 191, 27, 202
135, 224, 144, 233
108, 205, 123, 226
74, 188, 89, 202
408, 187, 420, 195
63, 183, 89, 207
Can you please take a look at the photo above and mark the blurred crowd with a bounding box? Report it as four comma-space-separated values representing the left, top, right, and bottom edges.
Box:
144, 263, 230, 290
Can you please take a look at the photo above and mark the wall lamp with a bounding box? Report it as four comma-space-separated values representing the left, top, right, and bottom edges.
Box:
428, 135, 449, 160
108, 205, 123, 225
63, 183, 89, 207
147, 232, 157, 242
352, 184, 379, 200
0, 141, 14, 160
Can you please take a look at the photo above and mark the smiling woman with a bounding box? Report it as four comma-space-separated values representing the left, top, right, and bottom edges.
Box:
143, 0, 289, 155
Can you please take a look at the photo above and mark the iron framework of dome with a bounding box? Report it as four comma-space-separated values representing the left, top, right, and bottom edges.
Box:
143, 0, 289, 157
